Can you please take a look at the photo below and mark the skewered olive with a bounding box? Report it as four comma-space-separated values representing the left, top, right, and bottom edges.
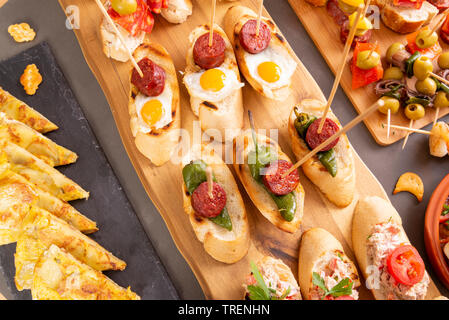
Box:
111, 0, 137, 15
386, 43, 405, 64
438, 52, 449, 69
405, 103, 425, 120
415, 29, 439, 49
434, 91, 449, 109
356, 50, 380, 70
378, 96, 400, 115
383, 67, 404, 80
413, 56, 433, 80
415, 77, 437, 96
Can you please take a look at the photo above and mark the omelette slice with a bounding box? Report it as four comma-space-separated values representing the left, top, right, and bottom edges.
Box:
31, 245, 140, 300
0, 168, 97, 245
1, 141, 89, 201
0, 87, 57, 133
0, 112, 77, 167
15, 207, 126, 290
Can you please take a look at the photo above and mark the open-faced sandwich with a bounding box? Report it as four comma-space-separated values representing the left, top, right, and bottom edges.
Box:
0, 112, 77, 167
429, 121, 449, 157
129, 41, 181, 166
233, 122, 305, 233
100, 0, 154, 62
224, 5, 297, 101
353, 196, 430, 300
244, 256, 302, 300
0, 87, 57, 133
181, 145, 250, 263
288, 99, 355, 207
298, 228, 360, 300
160, 0, 192, 24
15, 206, 126, 291
183, 24, 244, 142
31, 245, 139, 300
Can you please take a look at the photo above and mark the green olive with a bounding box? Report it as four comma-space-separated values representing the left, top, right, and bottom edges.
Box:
413, 56, 433, 81
386, 43, 406, 64
405, 103, 425, 120
434, 91, 449, 109
383, 67, 404, 80
111, 0, 137, 15
378, 96, 400, 115
415, 29, 439, 49
415, 77, 437, 96
356, 50, 380, 70
438, 52, 449, 69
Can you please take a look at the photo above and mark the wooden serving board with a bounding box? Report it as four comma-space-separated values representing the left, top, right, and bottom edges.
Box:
288, 0, 449, 146
58, 0, 440, 299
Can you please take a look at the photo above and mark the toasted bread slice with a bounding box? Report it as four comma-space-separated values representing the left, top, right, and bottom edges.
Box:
183, 24, 244, 142
224, 6, 297, 101
244, 256, 302, 300
298, 228, 360, 300
233, 131, 305, 233
0, 141, 89, 201
15, 206, 126, 290
0, 168, 97, 245
0, 87, 57, 133
0, 112, 77, 167
32, 245, 139, 300
161, 0, 192, 24
100, 17, 145, 63
129, 42, 181, 166
288, 99, 355, 207
181, 145, 250, 263
381, 1, 438, 34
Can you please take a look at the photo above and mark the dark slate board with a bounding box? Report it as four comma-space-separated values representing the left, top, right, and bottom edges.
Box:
0, 42, 179, 300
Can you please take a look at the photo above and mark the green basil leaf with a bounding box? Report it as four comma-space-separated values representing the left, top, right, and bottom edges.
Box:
182, 160, 208, 194
327, 278, 353, 298
247, 285, 271, 300
250, 262, 270, 299
312, 272, 328, 294
209, 207, 232, 231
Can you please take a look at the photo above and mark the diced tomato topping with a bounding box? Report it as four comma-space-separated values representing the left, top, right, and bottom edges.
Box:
246, 274, 257, 286
393, 0, 424, 9
108, 0, 155, 36
386, 245, 425, 286
440, 215, 449, 223
351, 42, 383, 89
406, 27, 442, 60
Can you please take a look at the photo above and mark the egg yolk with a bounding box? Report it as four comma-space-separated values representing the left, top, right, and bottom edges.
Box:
200, 68, 226, 92
257, 61, 281, 83
141, 99, 163, 127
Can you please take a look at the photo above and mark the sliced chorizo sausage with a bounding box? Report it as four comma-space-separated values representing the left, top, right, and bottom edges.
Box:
238, 19, 271, 54
131, 57, 166, 96
262, 159, 300, 196
193, 32, 226, 69
191, 181, 227, 218
305, 118, 340, 151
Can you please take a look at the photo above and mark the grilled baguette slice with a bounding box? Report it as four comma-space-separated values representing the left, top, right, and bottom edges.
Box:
129, 42, 181, 166
182, 145, 250, 264
381, 1, 438, 34
161, 0, 192, 24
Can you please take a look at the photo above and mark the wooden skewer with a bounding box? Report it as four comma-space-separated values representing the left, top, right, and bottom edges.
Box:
430, 8, 449, 34
283, 99, 384, 177
387, 109, 391, 140
256, 0, 264, 36
317, 4, 365, 134
209, 0, 216, 47
434, 107, 440, 126
367, 40, 378, 59
430, 72, 449, 86
387, 124, 432, 135
402, 120, 414, 150
206, 166, 214, 198
94, 0, 143, 77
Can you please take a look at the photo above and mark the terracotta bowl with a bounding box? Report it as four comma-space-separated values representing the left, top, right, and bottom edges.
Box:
425, 174, 449, 290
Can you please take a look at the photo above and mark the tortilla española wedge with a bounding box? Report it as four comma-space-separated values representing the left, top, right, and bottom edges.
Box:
0, 87, 57, 133
31, 245, 139, 300
0, 141, 89, 201
0, 112, 77, 166
0, 166, 97, 245
14, 206, 126, 290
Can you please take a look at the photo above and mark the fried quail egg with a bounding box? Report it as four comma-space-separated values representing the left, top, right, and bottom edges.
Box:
135, 86, 173, 134
183, 65, 244, 103
244, 45, 297, 89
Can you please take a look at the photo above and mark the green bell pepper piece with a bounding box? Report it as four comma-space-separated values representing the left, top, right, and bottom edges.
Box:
269, 192, 296, 222
317, 149, 337, 177
405, 51, 421, 78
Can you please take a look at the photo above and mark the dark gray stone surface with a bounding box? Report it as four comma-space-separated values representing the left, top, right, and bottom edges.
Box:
0, 0, 447, 299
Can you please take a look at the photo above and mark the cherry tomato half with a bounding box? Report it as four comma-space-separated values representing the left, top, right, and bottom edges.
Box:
386, 245, 425, 286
